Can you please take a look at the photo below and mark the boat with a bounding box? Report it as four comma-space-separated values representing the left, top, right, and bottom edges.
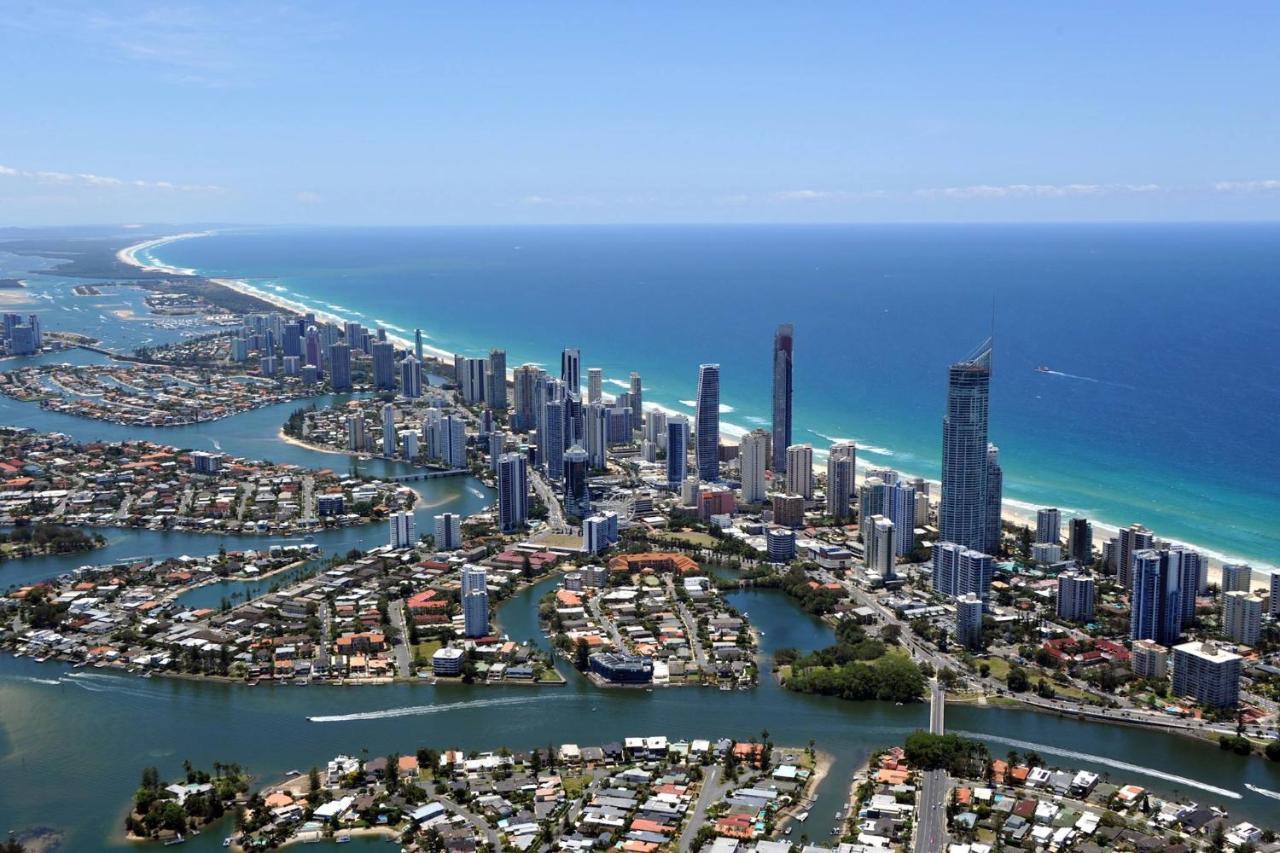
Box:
794, 811, 809, 823
222, 840, 232, 848
336, 834, 351, 844
1036, 365, 1053, 373
164, 835, 186, 846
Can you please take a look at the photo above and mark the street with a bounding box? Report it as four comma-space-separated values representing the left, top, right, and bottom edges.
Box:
914, 677, 949, 853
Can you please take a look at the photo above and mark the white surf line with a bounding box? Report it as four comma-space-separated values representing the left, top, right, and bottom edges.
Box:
951, 729, 1240, 799
1245, 784, 1280, 801
308, 694, 569, 723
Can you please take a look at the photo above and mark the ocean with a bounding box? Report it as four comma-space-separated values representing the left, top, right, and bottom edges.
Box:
139, 224, 1280, 568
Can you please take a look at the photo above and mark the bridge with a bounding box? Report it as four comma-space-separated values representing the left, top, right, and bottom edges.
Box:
391, 468, 470, 482
915, 678, 950, 853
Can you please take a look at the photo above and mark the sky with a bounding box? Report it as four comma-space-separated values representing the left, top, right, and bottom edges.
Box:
1, 1, 1278, 226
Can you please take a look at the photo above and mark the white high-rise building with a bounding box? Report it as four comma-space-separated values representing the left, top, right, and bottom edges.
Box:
463, 589, 490, 638
886, 480, 917, 557
784, 444, 813, 499
739, 429, 769, 504
1035, 507, 1061, 544
382, 404, 397, 457
865, 515, 895, 580
1056, 571, 1096, 622
826, 442, 856, 522
389, 510, 416, 549
497, 453, 529, 534
1221, 563, 1253, 594
439, 415, 467, 469
956, 593, 984, 650
462, 564, 487, 597
1172, 641, 1241, 708
933, 542, 994, 601
1222, 591, 1263, 646
488, 431, 506, 471
434, 513, 462, 550
587, 367, 603, 404
584, 402, 608, 469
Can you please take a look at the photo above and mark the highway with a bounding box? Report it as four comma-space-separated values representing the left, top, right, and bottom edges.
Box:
915, 678, 949, 853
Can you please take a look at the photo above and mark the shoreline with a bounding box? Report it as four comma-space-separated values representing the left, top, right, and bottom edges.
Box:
116, 232, 1278, 575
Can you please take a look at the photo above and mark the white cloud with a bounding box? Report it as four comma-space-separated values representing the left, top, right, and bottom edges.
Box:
0, 164, 221, 193
296, 190, 322, 204
913, 182, 1168, 200
771, 189, 888, 202
1213, 179, 1280, 193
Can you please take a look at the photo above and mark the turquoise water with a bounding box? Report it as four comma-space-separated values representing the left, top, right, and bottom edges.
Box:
144, 225, 1280, 567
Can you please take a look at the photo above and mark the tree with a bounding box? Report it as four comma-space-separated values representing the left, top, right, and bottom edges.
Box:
1006, 666, 1030, 693
574, 638, 590, 672
1267, 740, 1280, 762
309, 767, 321, 795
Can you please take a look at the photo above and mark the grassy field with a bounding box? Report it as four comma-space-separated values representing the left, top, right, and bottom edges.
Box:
413, 639, 443, 666
562, 773, 592, 797
664, 530, 718, 548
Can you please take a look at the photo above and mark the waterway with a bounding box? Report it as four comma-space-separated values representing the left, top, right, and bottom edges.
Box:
2, 356, 1280, 849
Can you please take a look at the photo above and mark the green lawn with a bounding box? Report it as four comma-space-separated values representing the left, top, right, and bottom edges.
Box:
665, 530, 718, 548
414, 639, 443, 666
562, 773, 592, 797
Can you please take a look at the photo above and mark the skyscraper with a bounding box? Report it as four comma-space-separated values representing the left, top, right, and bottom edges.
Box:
933, 542, 994, 601
440, 414, 467, 469
512, 364, 541, 432
304, 325, 322, 368
563, 445, 591, 519
584, 402, 608, 469
1035, 508, 1062, 545
486, 348, 507, 410
695, 364, 720, 481
371, 341, 396, 391
886, 480, 917, 557
859, 477, 888, 547
666, 414, 689, 488
956, 594, 984, 650
1057, 571, 1096, 622
497, 452, 529, 533
561, 347, 580, 393
1221, 563, 1253, 594
826, 442, 856, 523
434, 513, 462, 550
382, 404, 397, 457
461, 357, 487, 404
629, 372, 643, 431
329, 342, 352, 392
464, 588, 490, 638
865, 515, 895, 578
400, 355, 422, 398
784, 444, 813, 499
983, 443, 1003, 556
587, 368, 603, 404
414, 328, 423, 361
939, 340, 992, 552
389, 510, 416, 549
1129, 548, 1189, 647
739, 429, 769, 504
771, 323, 793, 474
1067, 517, 1093, 565
1116, 523, 1153, 589
543, 399, 565, 480
1223, 591, 1262, 646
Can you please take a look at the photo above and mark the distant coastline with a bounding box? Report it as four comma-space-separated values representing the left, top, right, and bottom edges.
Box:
115, 232, 1275, 583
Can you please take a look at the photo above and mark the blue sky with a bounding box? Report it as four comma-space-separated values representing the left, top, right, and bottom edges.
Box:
1, 2, 1277, 225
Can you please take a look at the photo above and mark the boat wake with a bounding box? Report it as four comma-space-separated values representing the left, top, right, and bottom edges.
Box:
1245, 784, 1280, 801
951, 729, 1240, 799
1036, 368, 1136, 390
308, 694, 568, 723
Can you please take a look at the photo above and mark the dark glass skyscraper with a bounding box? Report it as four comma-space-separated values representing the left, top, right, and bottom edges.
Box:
561, 347, 580, 394
939, 339, 992, 552
771, 323, 793, 473
695, 363, 720, 481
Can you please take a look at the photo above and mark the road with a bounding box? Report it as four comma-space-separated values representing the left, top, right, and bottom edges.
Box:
677, 765, 725, 851
664, 575, 709, 672
529, 469, 567, 532
914, 678, 949, 853
437, 796, 500, 850
586, 595, 627, 648
388, 599, 412, 678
